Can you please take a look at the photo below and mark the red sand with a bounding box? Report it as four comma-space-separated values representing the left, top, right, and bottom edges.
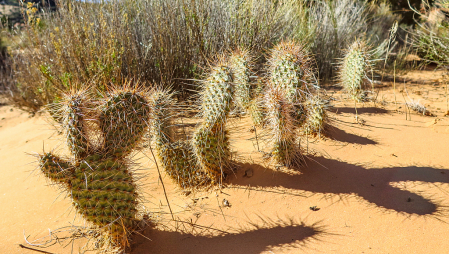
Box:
1, 70, 449, 253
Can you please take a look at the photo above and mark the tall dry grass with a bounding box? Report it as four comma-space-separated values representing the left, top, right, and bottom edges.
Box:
309, 0, 399, 81
4, 0, 310, 111
409, 0, 449, 67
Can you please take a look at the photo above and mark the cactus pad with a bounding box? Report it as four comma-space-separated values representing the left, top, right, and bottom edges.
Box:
339, 40, 372, 102
229, 48, 253, 112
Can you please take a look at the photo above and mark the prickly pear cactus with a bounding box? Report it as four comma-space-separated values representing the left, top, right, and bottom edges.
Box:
248, 78, 266, 127
264, 86, 300, 167
339, 40, 372, 102
37, 88, 150, 248
192, 63, 233, 182
149, 90, 208, 188
229, 48, 252, 112
303, 96, 328, 137
268, 41, 316, 103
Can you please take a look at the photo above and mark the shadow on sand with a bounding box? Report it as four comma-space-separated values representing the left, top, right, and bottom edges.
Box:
332, 107, 388, 114
327, 125, 377, 145
131, 218, 327, 254
228, 156, 449, 216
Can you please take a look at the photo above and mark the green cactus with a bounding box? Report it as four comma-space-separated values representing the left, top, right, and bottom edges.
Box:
192, 62, 233, 183
65, 93, 90, 159
229, 48, 252, 112
303, 96, 328, 137
264, 86, 300, 167
149, 90, 209, 188
247, 78, 266, 127
339, 39, 372, 102
268, 41, 316, 103
37, 88, 150, 249
100, 91, 150, 157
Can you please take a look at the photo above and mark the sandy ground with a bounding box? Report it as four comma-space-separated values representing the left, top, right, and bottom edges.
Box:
2, 70, 449, 253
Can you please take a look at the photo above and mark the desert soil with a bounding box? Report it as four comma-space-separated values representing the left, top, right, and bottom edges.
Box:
1, 69, 449, 254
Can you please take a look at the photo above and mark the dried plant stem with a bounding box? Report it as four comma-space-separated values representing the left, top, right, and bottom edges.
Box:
394, 60, 398, 112
253, 126, 260, 152
19, 244, 54, 254
148, 143, 175, 221
446, 84, 449, 113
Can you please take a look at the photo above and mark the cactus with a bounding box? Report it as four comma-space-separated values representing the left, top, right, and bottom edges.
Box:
36, 87, 150, 249
192, 61, 233, 183
229, 48, 253, 112
338, 39, 372, 102
264, 85, 300, 167
268, 41, 316, 103
303, 96, 328, 137
149, 90, 209, 188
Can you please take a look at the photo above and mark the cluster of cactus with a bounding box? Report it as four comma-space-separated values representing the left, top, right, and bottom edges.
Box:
339, 39, 373, 102
150, 59, 235, 186
38, 87, 150, 249
263, 40, 326, 165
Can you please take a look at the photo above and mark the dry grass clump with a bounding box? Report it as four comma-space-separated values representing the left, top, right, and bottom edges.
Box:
409, 0, 449, 67
308, 0, 399, 81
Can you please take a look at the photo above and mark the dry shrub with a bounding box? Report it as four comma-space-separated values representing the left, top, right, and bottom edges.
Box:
409, 0, 449, 67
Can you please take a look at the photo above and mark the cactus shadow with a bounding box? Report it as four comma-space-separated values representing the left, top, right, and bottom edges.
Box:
229, 157, 449, 216
131, 219, 326, 254
327, 125, 377, 145
332, 107, 388, 114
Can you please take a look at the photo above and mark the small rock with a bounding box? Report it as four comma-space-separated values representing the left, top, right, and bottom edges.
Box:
183, 190, 191, 196
309, 206, 320, 211
222, 199, 231, 207
244, 169, 253, 178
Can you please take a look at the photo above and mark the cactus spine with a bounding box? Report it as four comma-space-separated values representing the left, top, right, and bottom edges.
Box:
37, 87, 150, 249
339, 40, 372, 102
150, 90, 208, 188
192, 62, 233, 183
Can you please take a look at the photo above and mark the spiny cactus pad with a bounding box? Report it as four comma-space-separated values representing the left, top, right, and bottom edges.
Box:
63, 92, 90, 159
303, 96, 328, 137
229, 48, 252, 112
268, 41, 316, 103
70, 156, 138, 237
37, 88, 150, 249
339, 40, 372, 102
100, 91, 150, 158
